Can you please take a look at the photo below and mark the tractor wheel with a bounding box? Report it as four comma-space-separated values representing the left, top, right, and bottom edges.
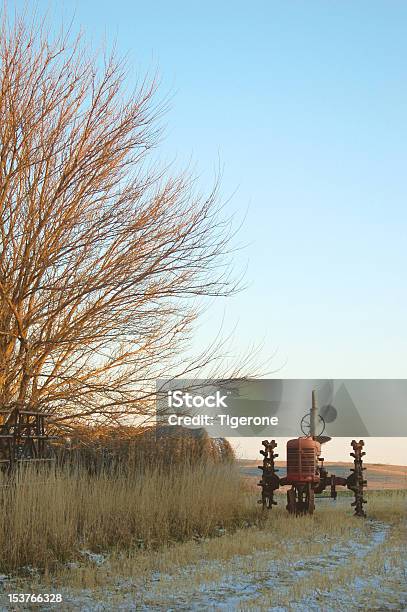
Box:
286, 488, 296, 514
262, 491, 274, 509
306, 483, 315, 515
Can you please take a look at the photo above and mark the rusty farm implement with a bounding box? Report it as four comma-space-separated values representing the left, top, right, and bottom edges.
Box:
0, 406, 57, 470
258, 390, 367, 516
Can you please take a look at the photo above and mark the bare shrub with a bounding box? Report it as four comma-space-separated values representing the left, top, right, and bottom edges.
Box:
54, 424, 235, 472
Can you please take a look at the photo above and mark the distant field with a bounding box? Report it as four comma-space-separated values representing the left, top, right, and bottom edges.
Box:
240, 460, 407, 489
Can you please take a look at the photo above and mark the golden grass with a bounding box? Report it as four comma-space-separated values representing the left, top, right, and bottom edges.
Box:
20, 490, 401, 609
0, 459, 405, 611
2, 479, 405, 610
0, 461, 257, 573
5, 505, 365, 598
248, 509, 407, 609
1, 461, 404, 579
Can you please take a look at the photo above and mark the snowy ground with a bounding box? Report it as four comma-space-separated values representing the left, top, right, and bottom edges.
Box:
1, 499, 406, 611
1, 520, 407, 612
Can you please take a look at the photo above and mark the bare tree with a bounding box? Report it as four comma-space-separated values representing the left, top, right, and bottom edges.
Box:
0, 9, 248, 425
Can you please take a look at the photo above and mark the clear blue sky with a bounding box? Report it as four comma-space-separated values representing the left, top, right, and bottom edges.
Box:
14, 1, 407, 462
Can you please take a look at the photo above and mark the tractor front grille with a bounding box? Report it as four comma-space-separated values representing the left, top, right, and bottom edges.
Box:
287, 448, 317, 478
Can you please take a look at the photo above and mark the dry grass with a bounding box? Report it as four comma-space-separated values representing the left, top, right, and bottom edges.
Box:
61, 424, 235, 469
0, 461, 257, 573
12, 490, 399, 610
0, 464, 405, 610
247, 496, 407, 610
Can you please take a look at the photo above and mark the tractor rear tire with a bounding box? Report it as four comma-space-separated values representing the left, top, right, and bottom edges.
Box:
286, 488, 296, 514
307, 483, 315, 515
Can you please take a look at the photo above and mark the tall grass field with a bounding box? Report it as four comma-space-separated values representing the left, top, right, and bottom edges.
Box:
0, 462, 256, 573
0, 462, 405, 609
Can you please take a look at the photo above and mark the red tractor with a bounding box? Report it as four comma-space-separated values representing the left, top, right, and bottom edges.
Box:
258, 391, 367, 516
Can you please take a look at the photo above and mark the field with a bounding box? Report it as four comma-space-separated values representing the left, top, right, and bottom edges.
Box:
0, 464, 405, 611
240, 460, 407, 490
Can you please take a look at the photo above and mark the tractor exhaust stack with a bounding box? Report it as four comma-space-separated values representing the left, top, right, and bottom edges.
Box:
310, 389, 317, 438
